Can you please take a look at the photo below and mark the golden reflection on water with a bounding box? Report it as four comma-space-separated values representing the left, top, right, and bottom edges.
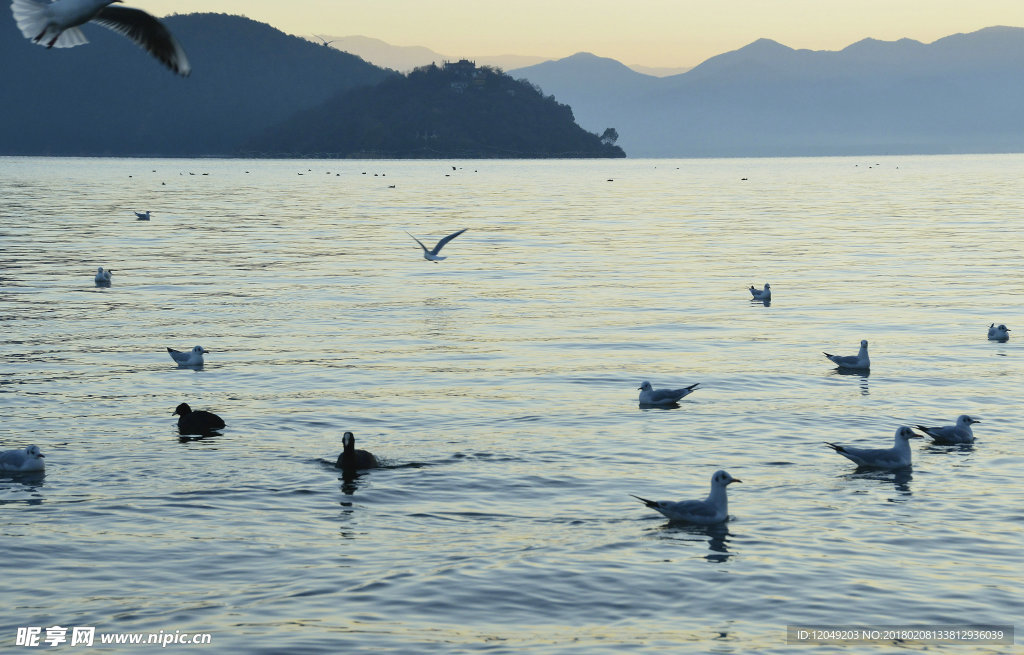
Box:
0, 155, 1021, 653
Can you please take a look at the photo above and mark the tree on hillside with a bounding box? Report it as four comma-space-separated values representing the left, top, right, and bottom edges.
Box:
600, 128, 619, 145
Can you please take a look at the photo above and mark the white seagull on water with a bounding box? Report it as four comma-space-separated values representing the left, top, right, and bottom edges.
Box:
823, 339, 870, 370
631, 470, 741, 524
167, 345, 207, 367
825, 426, 920, 469
0, 445, 45, 473
94, 266, 112, 286
987, 323, 1010, 341
915, 415, 980, 445
135, 210, 150, 220
406, 228, 467, 262
638, 380, 700, 407
11, 0, 191, 76
748, 283, 771, 301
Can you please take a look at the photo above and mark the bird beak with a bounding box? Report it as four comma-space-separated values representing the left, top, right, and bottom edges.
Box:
970, 418, 980, 424
38, 454, 44, 458
728, 478, 741, 484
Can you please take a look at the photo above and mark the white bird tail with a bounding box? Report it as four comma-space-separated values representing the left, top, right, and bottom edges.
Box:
12, 0, 90, 48
52, 26, 89, 48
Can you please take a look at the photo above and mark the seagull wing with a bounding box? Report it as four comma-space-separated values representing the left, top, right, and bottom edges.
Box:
0, 450, 26, 469
431, 228, 467, 255
166, 347, 188, 363
647, 389, 681, 403
915, 425, 947, 439
405, 231, 430, 253
630, 494, 659, 508
825, 442, 870, 464
825, 353, 860, 366
665, 498, 718, 521
916, 424, 965, 442
647, 384, 698, 403
826, 442, 904, 468
92, 6, 191, 76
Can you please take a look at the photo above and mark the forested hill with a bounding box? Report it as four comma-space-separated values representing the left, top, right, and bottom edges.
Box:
244, 61, 625, 158
0, 13, 389, 156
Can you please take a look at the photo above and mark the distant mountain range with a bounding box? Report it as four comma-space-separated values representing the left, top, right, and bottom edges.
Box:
3, 15, 1023, 158
0, 13, 389, 156
308, 35, 552, 74
508, 26, 1024, 157
307, 35, 692, 77
0, 14, 612, 158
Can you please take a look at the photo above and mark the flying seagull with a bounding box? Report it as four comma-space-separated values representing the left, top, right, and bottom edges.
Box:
11, 0, 191, 76
406, 228, 467, 262
631, 470, 741, 524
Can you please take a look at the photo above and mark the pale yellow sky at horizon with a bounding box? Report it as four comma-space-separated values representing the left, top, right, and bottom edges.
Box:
136, 1, 1024, 68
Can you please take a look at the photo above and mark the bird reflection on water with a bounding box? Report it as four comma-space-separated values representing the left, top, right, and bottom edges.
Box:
828, 367, 870, 395
650, 522, 736, 563
842, 467, 914, 497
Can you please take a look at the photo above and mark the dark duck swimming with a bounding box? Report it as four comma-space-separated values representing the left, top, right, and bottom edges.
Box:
336, 431, 378, 475
173, 402, 225, 434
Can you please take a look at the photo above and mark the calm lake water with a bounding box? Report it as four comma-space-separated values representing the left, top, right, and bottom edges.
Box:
1, 155, 1022, 653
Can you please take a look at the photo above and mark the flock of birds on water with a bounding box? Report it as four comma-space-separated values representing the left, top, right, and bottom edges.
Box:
3, 1, 1017, 524
1, 210, 1014, 526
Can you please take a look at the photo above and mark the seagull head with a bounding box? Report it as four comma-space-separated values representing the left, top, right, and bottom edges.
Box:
998, 325, 1010, 332
860, 339, 868, 347
712, 470, 741, 486
896, 426, 920, 441
638, 381, 653, 391
26, 445, 44, 459
192, 345, 209, 355
957, 415, 980, 426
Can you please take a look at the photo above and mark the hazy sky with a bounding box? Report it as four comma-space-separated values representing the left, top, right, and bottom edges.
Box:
139, 1, 1024, 67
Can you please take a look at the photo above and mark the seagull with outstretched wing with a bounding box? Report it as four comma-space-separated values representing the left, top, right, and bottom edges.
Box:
11, 0, 191, 76
406, 228, 468, 262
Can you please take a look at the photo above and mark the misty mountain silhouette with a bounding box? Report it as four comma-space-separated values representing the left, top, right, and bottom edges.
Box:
0, 13, 617, 158
511, 26, 1024, 157
5, 15, 1023, 158
314, 35, 548, 73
